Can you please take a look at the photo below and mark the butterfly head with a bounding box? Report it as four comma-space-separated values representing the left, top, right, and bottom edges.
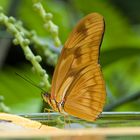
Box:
42, 93, 55, 109
42, 92, 67, 114
42, 92, 50, 103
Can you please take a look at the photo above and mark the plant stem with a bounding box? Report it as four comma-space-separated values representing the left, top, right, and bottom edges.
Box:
0, 12, 51, 91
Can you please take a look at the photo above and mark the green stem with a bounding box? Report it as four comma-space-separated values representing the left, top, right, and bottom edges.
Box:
33, 1, 61, 47
15, 22, 58, 66
0, 12, 51, 91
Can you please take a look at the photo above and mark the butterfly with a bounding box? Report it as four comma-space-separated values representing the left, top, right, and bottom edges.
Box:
42, 13, 106, 121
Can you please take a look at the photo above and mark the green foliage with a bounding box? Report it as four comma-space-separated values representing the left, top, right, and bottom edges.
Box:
0, 12, 51, 91
0, 66, 42, 113
18, 0, 71, 43
101, 47, 140, 67
33, 1, 61, 47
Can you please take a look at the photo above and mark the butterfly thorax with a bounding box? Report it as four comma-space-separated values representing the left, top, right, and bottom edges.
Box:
42, 93, 67, 114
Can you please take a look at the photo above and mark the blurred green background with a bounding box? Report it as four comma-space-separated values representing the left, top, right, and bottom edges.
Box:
0, 0, 140, 113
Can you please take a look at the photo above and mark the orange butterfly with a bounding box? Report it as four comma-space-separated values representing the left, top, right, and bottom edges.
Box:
42, 13, 106, 121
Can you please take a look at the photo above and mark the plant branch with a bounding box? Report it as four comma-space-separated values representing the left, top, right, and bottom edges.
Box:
33, 1, 61, 47
105, 92, 140, 111
15, 21, 58, 66
0, 11, 51, 91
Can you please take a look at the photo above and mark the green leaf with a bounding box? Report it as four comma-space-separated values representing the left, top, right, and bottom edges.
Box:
0, 66, 43, 113
101, 47, 140, 67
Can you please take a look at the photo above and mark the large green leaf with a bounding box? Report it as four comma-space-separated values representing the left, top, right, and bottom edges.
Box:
0, 66, 43, 113
101, 47, 140, 67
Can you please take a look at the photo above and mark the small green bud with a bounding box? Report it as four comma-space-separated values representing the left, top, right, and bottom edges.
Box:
33, 3, 41, 11
17, 20, 23, 26
54, 37, 61, 47
22, 39, 30, 46
7, 26, 17, 35
20, 31, 24, 36
26, 54, 32, 60
44, 13, 53, 20
35, 55, 42, 62
51, 26, 58, 36
13, 38, 19, 45
8, 17, 15, 23
40, 70, 46, 76
44, 74, 49, 80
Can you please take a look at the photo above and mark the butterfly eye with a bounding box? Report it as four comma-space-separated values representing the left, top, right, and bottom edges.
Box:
42, 93, 50, 102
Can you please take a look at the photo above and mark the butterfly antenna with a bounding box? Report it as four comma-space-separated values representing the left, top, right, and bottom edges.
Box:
15, 72, 46, 92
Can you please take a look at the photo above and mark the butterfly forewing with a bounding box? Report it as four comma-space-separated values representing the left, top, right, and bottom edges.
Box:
51, 13, 106, 121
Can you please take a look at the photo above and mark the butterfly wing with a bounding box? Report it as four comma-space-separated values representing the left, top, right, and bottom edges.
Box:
51, 13, 106, 121
64, 63, 106, 121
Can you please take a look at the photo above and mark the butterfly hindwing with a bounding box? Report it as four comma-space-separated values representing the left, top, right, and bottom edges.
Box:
64, 63, 106, 121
